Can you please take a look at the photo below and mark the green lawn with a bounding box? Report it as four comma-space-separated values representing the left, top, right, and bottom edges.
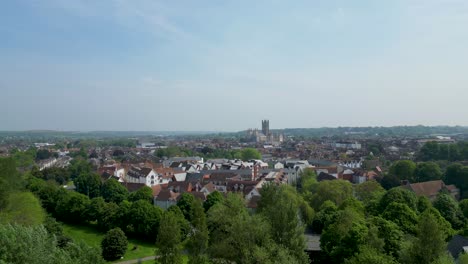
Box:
140, 255, 188, 264
62, 223, 156, 262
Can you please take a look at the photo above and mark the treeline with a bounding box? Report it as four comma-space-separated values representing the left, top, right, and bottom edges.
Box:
298, 169, 468, 263
27, 158, 311, 263
0, 157, 105, 264
155, 146, 262, 160
418, 141, 468, 162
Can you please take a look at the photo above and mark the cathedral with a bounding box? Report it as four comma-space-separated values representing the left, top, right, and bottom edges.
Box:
247, 120, 284, 143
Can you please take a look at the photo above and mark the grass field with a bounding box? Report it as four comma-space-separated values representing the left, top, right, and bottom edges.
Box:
62, 223, 156, 262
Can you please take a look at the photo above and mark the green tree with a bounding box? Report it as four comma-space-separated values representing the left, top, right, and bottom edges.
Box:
321, 208, 369, 263
344, 246, 397, 264
379, 187, 417, 212
368, 216, 403, 257
0, 224, 104, 264
407, 210, 448, 264
354, 180, 385, 204
312, 200, 339, 234
459, 199, 468, 218
127, 200, 162, 240
433, 194, 464, 230
203, 191, 223, 212
389, 160, 416, 181
128, 186, 153, 204
414, 162, 443, 182
156, 211, 183, 264
55, 191, 90, 224
177, 193, 195, 221
187, 199, 209, 264
101, 179, 128, 203
167, 205, 190, 240
240, 148, 261, 160
310, 180, 353, 210
258, 184, 308, 262
101, 228, 128, 261
382, 202, 418, 234
75, 172, 101, 198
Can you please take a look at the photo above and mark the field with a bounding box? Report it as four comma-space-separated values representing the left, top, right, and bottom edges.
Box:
62, 223, 156, 262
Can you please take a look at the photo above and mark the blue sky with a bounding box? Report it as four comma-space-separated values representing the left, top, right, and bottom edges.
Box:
1, 0, 468, 131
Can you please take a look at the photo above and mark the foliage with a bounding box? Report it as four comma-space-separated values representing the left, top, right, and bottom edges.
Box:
321, 208, 369, 263
344, 246, 397, 264
127, 200, 163, 240
101, 179, 128, 203
129, 186, 154, 204
55, 191, 90, 224
203, 191, 224, 212
156, 211, 183, 264
379, 187, 417, 212
167, 205, 190, 240
177, 192, 195, 221
367, 216, 403, 257
258, 184, 309, 261
310, 180, 353, 210
240, 148, 262, 160
414, 162, 443, 182
389, 160, 416, 181
0, 224, 104, 264
354, 180, 385, 204
187, 199, 209, 264
32, 167, 70, 185
433, 194, 465, 230
101, 227, 128, 261
75, 172, 101, 198
382, 202, 418, 234
312, 200, 338, 234
406, 210, 448, 264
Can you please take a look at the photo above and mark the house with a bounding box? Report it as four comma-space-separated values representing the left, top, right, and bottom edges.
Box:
317, 172, 336, 182
126, 166, 163, 187
403, 180, 460, 201
154, 189, 179, 209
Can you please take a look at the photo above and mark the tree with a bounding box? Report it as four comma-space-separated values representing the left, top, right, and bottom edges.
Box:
310, 180, 353, 210
379, 175, 401, 190
460, 199, 468, 218
382, 202, 418, 234
240, 148, 261, 160
101, 228, 128, 261
407, 210, 448, 264
187, 199, 209, 264
414, 162, 443, 182
177, 193, 195, 221
312, 201, 338, 234
0, 224, 104, 264
207, 194, 302, 263
389, 160, 416, 181
75, 172, 101, 198
68, 159, 92, 180
128, 186, 153, 204
368, 216, 403, 258
156, 211, 183, 264
55, 191, 90, 224
379, 187, 417, 212
321, 208, 369, 263
127, 200, 162, 240
36, 149, 52, 160
258, 184, 308, 262
203, 191, 223, 212
354, 180, 385, 204
344, 246, 397, 264
167, 205, 190, 240
101, 179, 128, 203
433, 194, 464, 230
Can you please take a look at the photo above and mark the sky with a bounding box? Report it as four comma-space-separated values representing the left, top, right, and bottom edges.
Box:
1, 0, 468, 132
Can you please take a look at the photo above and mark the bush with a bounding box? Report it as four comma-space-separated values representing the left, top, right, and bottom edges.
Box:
101, 228, 128, 261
